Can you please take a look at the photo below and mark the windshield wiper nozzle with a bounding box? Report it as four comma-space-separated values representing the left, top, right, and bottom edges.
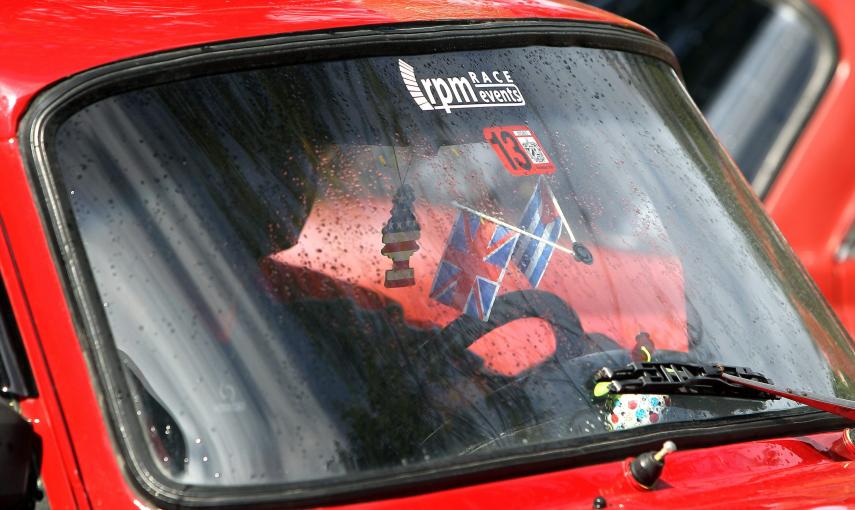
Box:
595, 362, 855, 421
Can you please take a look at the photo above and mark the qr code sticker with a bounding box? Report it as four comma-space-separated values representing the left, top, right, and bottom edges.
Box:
484, 125, 555, 175
517, 137, 550, 164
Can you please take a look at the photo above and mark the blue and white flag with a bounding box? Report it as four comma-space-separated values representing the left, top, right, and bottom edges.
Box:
514, 179, 563, 287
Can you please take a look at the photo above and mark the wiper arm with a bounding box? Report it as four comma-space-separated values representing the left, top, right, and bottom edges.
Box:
594, 362, 855, 421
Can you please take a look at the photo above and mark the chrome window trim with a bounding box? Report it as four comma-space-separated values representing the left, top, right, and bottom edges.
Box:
750, 0, 838, 196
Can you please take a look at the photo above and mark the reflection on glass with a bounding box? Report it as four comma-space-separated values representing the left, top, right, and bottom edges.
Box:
586, 0, 833, 190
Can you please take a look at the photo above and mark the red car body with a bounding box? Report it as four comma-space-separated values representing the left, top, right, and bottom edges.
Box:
0, 1, 853, 509
767, 0, 855, 337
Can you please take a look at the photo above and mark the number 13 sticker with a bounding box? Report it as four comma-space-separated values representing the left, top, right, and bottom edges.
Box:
484, 125, 555, 176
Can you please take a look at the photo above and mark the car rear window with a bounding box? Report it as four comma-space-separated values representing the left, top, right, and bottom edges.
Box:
41, 41, 854, 500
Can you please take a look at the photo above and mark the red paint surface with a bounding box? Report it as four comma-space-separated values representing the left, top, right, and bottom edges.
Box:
0, 0, 647, 137
333, 432, 855, 510
0, 142, 94, 509
765, 0, 855, 337
0, 1, 853, 509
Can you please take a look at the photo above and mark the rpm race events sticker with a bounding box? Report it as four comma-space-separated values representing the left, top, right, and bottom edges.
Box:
484, 125, 556, 176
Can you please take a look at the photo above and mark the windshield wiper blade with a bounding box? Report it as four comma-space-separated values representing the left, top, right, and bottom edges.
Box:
594, 362, 855, 421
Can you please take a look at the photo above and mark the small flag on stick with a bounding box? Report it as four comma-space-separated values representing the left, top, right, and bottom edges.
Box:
513, 178, 563, 288
429, 211, 519, 321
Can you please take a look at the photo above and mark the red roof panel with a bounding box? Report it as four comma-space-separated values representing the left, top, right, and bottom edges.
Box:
0, 0, 649, 135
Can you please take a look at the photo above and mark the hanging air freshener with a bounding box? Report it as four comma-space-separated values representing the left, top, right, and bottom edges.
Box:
381, 184, 421, 288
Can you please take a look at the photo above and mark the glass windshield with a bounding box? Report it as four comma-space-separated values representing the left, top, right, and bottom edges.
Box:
50, 45, 855, 490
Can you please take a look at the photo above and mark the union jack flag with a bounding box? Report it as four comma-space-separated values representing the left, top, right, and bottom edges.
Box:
514, 179, 562, 288
429, 211, 519, 321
